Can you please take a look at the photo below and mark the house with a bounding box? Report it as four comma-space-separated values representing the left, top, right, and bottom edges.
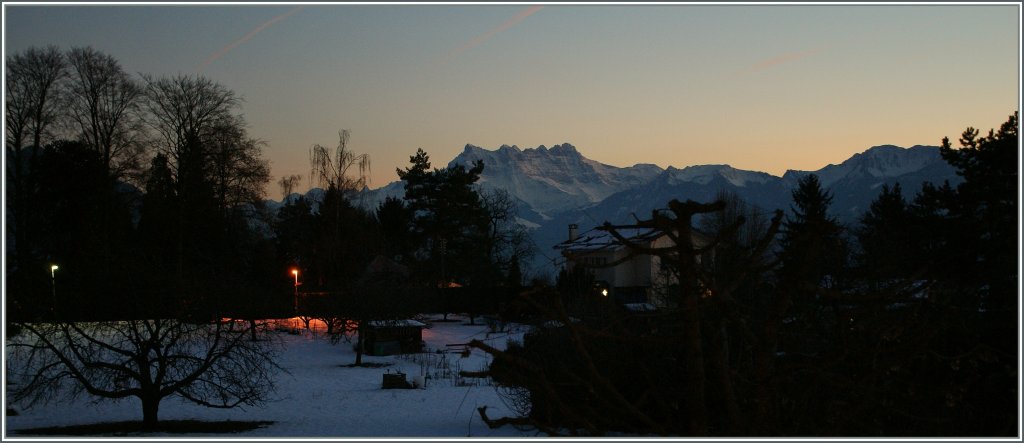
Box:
553, 224, 713, 307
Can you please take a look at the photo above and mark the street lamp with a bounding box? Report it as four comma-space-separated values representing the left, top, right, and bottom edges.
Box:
291, 269, 300, 315
50, 264, 59, 315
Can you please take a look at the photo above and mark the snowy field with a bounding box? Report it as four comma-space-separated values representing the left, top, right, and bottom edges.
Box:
4, 315, 538, 438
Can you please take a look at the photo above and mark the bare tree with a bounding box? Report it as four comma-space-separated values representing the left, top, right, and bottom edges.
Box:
141, 74, 238, 166
64, 46, 145, 180
5, 46, 68, 271
206, 118, 271, 212
480, 189, 536, 275
139, 74, 265, 283
278, 174, 303, 200
309, 129, 370, 194
7, 319, 283, 431
6, 45, 67, 152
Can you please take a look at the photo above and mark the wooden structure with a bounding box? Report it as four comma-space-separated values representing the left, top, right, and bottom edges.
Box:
362, 319, 426, 356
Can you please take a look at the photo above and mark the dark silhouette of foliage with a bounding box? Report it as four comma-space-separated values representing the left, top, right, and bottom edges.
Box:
376, 196, 416, 263
855, 183, 912, 281
398, 148, 491, 288
6, 46, 68, 274
475, 199, 784, 436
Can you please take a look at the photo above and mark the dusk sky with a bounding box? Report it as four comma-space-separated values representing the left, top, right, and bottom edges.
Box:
4, 3, 1020, 197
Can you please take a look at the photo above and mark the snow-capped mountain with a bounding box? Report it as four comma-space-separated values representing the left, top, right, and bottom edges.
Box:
448, 143, 662, 219
270, 142, 960, 275
526, 144, 958, 273
783, 145, 951, 188
782, 145, 959, 219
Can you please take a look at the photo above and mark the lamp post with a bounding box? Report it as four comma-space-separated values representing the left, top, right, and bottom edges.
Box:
50, 264, 59, 315
291, 269, 299, 315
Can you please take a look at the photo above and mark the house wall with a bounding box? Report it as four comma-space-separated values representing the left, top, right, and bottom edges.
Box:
562, 231, 713, 306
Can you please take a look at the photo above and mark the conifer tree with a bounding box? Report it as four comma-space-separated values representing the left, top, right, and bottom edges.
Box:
855, 183, 913, 282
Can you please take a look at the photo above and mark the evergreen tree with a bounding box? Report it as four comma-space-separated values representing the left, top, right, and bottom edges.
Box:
855, 183, 914, 282
376, 196, 415, 262
775, 174, 847, 372
938, 111, 1018, 313
778, 174, 845, 288
397, 149, 490, 287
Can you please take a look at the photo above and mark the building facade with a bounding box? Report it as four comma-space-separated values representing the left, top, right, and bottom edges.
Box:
554, 224, 712, 307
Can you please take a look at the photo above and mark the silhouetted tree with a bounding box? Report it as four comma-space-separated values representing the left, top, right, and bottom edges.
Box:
376, 196, 415, 262
8, 319, 282, 431
938, 111, 1018, 316
855, 183, 915, 282
6, 46, 68, 274
398, 149, 491, 288
306, 130, 379, 291
481, 188, 536, 283
139, 74, 270, 318
64, 46, 145, 180
277, 173, 302, 200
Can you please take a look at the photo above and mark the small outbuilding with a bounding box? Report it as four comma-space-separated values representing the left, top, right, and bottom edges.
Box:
362, 319, 426, 356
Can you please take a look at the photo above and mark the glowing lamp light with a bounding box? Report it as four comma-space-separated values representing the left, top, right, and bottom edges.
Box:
50, 265, 59, 278
601, 289, 609, 297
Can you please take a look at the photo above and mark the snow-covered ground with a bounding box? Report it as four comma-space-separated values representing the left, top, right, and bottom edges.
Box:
4, 315, 538, 438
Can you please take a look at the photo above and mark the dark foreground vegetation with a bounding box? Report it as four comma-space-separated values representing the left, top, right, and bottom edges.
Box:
473, 112, 1019, 437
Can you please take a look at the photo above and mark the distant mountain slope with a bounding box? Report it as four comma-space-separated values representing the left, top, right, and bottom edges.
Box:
781, 145, 959, 220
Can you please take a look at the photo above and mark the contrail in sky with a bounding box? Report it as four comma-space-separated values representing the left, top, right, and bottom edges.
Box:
747, 45, 828, 73
198, 6, 305, 70
440, 5, 543, 64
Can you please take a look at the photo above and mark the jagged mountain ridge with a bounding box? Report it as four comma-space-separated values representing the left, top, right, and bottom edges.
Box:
277, 143, 959, 274
448, 143, 662, 218
347, 143, 956, 224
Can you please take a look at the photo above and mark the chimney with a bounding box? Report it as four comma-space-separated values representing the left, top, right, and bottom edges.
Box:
568, 224, 578, 242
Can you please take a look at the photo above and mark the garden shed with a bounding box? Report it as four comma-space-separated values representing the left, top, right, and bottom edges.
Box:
363, 319, 427, 356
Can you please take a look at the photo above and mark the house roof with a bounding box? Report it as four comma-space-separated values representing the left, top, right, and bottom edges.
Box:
552, 227, 665, 254
553, 225, 714, 254
367, 319, 427, 328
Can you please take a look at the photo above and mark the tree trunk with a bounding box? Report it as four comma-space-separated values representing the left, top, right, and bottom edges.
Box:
681, 287, 708, 435
354, 323, 364, 366
676, 232, 708, 435
140, 395, 160, 431
707, 319, 741, 434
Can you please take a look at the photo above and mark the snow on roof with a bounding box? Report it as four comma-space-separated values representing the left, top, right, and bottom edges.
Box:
623, 303, 657, 312
554, 225, 714, 255
367, 319, 427, 328
552, 227, 664, 253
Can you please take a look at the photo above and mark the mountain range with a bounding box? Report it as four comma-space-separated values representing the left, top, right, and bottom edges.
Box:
281, 143, 961, 275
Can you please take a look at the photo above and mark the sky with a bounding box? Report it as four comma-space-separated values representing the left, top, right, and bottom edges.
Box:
3, 3, 1020, 198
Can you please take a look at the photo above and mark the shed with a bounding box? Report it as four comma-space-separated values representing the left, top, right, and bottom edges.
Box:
363, 319, 426, 356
